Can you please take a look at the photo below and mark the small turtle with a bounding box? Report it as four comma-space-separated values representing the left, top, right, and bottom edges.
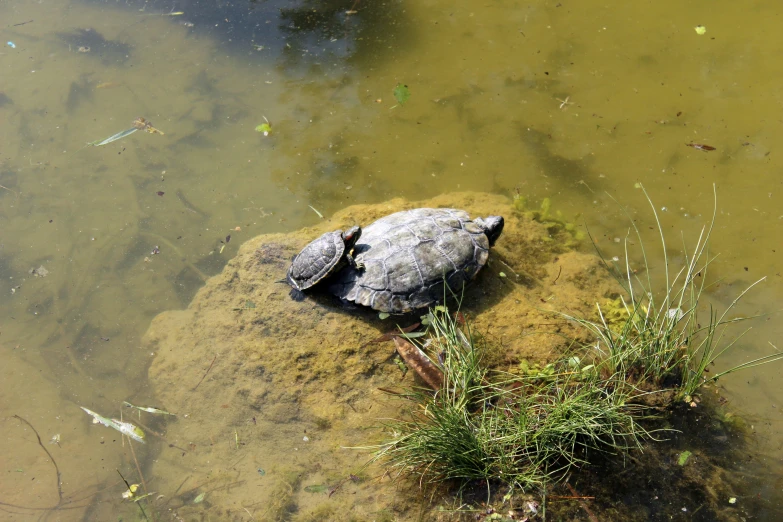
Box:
286, 226, 362, 301
329, 208, 504, 313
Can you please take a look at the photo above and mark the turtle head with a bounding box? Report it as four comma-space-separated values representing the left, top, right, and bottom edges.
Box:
342, 226, 362, 249
476, 216, 504, 246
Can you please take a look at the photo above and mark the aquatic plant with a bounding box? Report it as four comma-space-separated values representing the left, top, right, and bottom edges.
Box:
368, 309, 648, 491
561, 185, 782, 400
513, 193, 584, 243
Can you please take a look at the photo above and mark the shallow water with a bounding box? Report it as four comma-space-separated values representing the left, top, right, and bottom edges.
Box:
1, 0, 782, 519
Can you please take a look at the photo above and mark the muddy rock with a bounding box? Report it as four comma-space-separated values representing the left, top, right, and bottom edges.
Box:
143, 192, 615, 520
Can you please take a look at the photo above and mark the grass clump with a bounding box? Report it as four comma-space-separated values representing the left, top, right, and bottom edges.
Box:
561, 184, 782, 401
370, 309, 648, 491
368, 186, 782, 496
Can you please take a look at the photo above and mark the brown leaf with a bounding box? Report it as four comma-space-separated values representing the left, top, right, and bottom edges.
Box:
393, 337, 444, 390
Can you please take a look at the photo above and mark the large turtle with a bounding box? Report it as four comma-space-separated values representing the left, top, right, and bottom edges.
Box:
329, 208, 504, 313
286, 226, 362, 301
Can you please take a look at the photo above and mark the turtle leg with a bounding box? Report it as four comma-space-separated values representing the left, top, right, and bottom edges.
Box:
346, 252, 365, 271
289, 287, 307, 301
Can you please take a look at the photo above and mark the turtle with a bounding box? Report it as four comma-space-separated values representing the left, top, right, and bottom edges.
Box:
286, 226, 362, 301
328, 208, 504, 313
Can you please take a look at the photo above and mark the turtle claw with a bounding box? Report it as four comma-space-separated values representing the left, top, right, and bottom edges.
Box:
289, 288, 306, 302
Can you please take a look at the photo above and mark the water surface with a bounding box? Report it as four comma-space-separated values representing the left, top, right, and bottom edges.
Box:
1, 0, 782, 519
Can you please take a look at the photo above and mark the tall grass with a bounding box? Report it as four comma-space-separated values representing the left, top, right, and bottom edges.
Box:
369, 309, 648, 491
561, 184, 780, 399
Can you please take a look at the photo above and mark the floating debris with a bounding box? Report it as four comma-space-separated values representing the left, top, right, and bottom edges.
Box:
90, 127, 138, 147
133, 116, 164, 135
80, 406, 146, 443
695, 25, 707, 35
192, 492, 206, 504
255, 116, 272, 136
29, 265, 49, 278
122, 401, 176, 415
49, 433, 61, 447
678, 450, 692, 466
685, 143, 715, 152
96, 81, 121, 89
88, 117, 164, 147
308, 205, 324, 219
7, 41, 16, 49
393, 83, 410, 105
122, 483, 140, 500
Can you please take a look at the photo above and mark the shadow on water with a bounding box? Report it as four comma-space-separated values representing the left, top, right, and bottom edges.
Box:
442, 392, 779, 522
57, 28, 133, 65
83, 0, 412, 70
555, 395, 779, 522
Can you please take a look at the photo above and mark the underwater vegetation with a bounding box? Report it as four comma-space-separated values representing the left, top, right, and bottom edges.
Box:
513, 192, 584, 247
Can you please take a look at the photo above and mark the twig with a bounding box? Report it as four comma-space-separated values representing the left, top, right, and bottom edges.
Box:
127, 441, 151, 521
132, 418, 189, 453
552, 265, 562, 285
0, 184, 19, 200
565, 483, 598, 522
308, 205, 324, 219
193, 354, 217, 391
12, 415, 63, 505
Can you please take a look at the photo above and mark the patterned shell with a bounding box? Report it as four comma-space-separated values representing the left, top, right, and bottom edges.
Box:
287, 231, 347, 290
329, 208, 498, 313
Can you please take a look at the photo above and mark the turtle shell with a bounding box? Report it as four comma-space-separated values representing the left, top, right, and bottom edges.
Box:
329, 208, 504, 313
287, 229, 352, 291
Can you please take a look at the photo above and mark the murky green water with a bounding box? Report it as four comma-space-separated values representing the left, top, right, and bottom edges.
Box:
2, 0, 782, 519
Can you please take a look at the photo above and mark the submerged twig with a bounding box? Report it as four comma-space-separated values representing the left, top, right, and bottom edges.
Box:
565, 483, 598, 522
12, 415, 63, 505
91, 127, 138, 146
552, 265, 562, 285
131, 418, 189, 454
0, 184, 19, 199
126, 442, 151, 521
193, 354, 217, 391
308, 205, 324, 219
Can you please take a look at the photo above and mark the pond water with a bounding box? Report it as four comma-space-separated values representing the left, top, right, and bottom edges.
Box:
1, 0, 782, 519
